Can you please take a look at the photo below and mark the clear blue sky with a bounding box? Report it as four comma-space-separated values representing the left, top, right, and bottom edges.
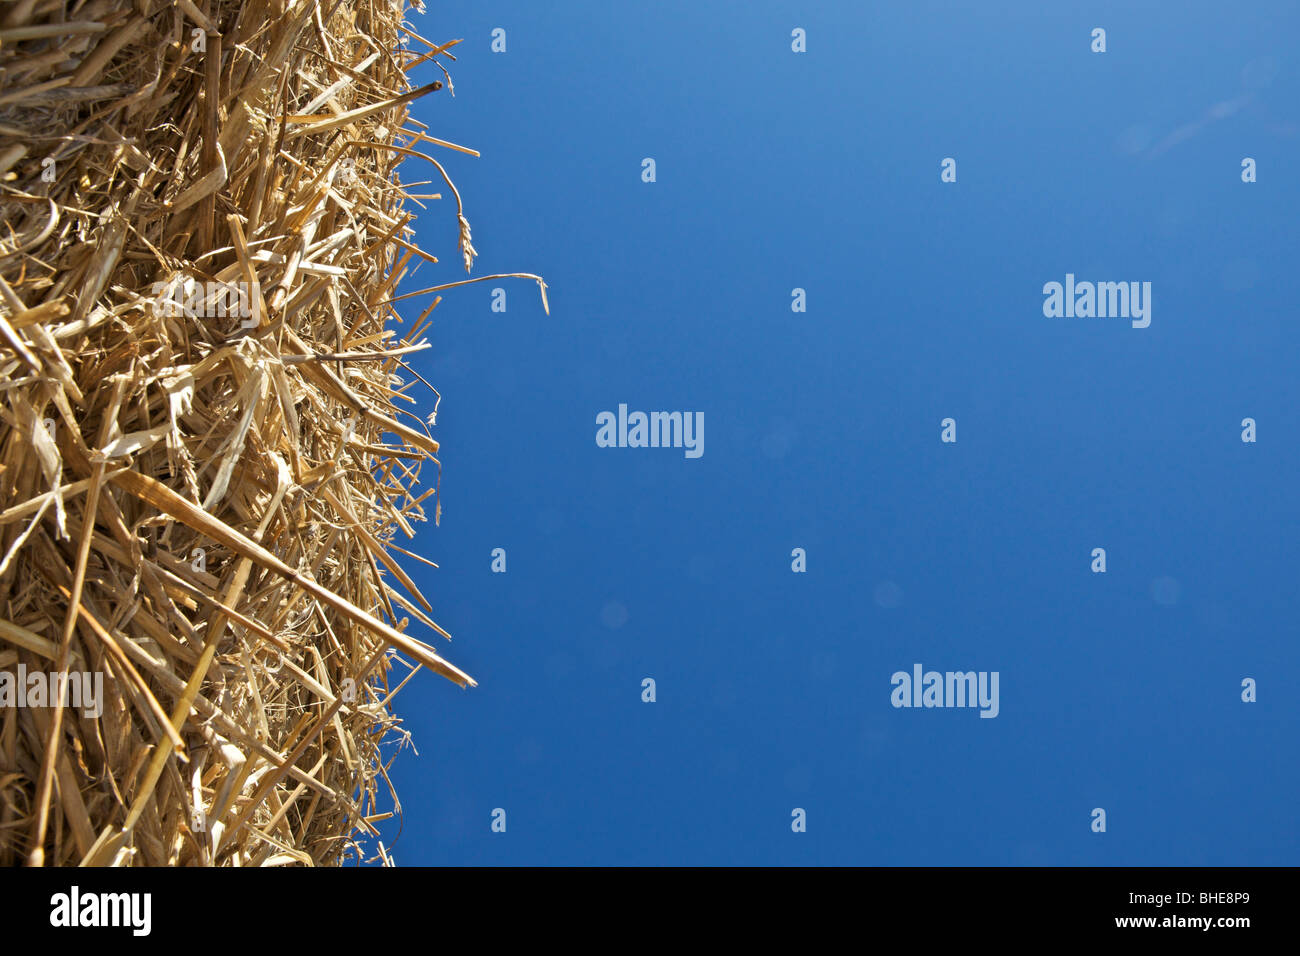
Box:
376, 0, 1300, 865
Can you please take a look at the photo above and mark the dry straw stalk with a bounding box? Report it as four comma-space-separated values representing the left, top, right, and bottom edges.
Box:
0, 0, 542, 866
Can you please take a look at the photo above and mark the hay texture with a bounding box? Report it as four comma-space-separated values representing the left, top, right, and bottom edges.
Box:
0, 0, 540, 866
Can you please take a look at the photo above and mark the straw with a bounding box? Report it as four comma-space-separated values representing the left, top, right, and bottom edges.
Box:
0, 0, 538, 866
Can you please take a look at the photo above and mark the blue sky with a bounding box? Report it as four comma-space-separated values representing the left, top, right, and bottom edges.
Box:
375, 0, 1300, 865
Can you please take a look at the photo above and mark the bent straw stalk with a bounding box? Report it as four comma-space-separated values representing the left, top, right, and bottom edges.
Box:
0, 0, 536, 866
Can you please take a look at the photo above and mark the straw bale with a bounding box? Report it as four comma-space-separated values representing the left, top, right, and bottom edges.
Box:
0, 0, 541, 866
